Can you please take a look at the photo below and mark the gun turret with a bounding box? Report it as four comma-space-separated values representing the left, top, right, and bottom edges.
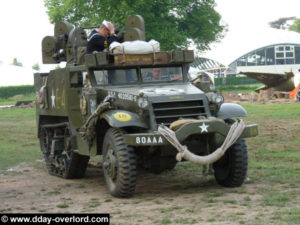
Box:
124, 15, 145, 41
42, 21, 73, 64
42, 21, 87, 64
42, 15, 146, 65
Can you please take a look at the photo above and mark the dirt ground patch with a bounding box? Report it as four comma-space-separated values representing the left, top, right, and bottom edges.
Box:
222, 91, 299, 105
1, 161, 295, 225
1, 103, 300, 224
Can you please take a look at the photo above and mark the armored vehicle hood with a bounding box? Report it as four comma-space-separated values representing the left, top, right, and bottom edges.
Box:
105, 83, 204, 99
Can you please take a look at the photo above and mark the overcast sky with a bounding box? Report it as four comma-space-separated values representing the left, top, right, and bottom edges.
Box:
0, 0, 300, 71
203, 0, 300, 64
0, 1, 53, 71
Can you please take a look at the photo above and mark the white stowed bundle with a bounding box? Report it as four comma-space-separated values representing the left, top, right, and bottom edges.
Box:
158, 120, 245, 165
109, 39, 160, 54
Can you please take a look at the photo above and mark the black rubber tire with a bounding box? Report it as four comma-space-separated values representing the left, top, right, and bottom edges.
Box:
213, 139, 248, 187
102, 128, 136, 197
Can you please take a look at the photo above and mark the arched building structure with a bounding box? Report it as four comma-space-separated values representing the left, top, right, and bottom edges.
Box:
228, 43, 300, 75
189, 57, 226, 78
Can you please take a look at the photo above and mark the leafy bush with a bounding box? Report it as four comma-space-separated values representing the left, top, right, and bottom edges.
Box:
215, 77, 259, 86
0, 85, 34, 99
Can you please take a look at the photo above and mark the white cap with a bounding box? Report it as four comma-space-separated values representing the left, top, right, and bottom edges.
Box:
102, 20, 109, 28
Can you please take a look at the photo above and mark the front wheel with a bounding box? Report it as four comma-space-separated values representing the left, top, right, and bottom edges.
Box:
102, 128, 136, 197
213, 139, 248, 187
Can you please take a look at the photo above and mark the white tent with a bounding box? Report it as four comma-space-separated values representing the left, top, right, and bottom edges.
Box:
0, 64, 35, 86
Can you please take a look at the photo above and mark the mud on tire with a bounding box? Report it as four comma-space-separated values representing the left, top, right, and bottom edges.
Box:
213, 139, 248, 187
102, 128, 136, 197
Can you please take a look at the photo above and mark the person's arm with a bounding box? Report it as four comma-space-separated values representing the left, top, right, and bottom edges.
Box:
107, 35, 118, 45
107, 22, 118, 45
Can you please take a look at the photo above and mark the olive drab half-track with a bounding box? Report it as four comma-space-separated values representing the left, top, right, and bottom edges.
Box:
35, 15, 258, 197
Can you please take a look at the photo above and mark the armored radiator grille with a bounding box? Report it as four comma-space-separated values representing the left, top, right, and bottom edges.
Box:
152, 99, 207, 126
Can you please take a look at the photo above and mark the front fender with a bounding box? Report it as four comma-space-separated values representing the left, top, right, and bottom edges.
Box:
217, 103, 247, 119
100, 110, 148, 129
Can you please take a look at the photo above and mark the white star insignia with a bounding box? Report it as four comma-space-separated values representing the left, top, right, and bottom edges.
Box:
51, 89, 55, 108
199, 123, 209, 133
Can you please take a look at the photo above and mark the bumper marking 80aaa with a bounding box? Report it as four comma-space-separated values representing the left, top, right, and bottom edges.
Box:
124, 120, 258, 146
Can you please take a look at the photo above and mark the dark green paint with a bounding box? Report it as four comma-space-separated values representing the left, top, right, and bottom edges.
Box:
35, 15, 258, 162
124, 121, 258, 146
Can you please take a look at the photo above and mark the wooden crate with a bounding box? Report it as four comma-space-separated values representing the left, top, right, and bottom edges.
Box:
113, 52, 171, 65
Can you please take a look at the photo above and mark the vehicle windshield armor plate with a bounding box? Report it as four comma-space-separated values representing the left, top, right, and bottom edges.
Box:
92, 66, 183, 86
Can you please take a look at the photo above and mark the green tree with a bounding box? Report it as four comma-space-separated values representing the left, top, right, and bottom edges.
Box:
289, 18, 300, 33
12, 58, 22, 67
32, 63, 40, 71
269, 17, 296, 30
44, 0, 226, 51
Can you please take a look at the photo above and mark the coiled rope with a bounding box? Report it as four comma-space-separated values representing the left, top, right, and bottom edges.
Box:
158, 120, 245, 165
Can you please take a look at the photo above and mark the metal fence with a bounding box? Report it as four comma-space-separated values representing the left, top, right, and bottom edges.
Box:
215, 77, 259, 86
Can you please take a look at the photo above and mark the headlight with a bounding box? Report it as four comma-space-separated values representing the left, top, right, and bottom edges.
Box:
209, 93, 224, 104
137, 97, 148, 109
215, 95, 224, 104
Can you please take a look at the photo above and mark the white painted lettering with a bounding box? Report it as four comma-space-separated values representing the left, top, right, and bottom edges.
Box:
116, 92, 137, 102
153, 137, 157, 144
141, 137, 146, 144
136, 137, 140, 144
135, 136, 164, 145
158, 137, 163, 143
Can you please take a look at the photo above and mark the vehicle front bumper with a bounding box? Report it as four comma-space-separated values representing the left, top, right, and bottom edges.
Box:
124, 120, 258, 146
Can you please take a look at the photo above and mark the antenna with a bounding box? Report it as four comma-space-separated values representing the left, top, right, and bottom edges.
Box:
75, 0, 79, 26
73, 0, 79, 65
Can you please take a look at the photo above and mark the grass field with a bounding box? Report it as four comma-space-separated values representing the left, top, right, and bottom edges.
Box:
0, 93, 35, 106
0, 108, 40, 170
242, 102, 300, 224
217, 84, 262, 93
0, 102, 300, 224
